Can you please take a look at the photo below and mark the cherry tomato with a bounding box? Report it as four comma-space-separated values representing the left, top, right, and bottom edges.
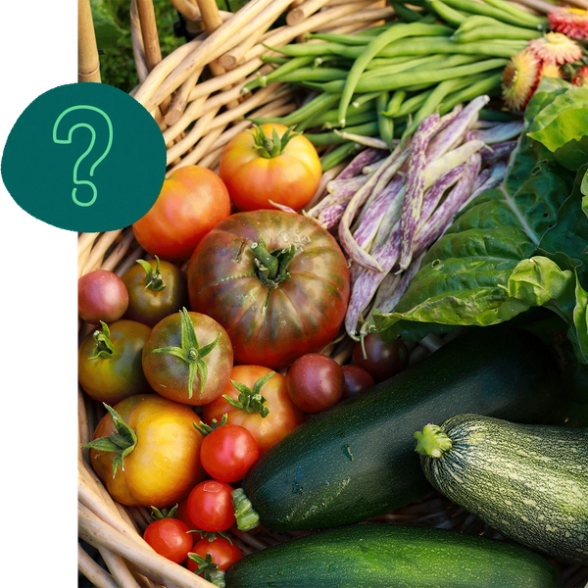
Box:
187, 537, 243, 573
122, 256, 189, 327
188, 210, 350, 368
352, 334, 409, 382
203, 365, 303, 453
78, 269, 129, 324
219, 123, 322, 212
286, 353, 344, 413
341, 364, 375, 399
200, 424, 259, 483
132, 165, 231, 261
186, 480, 235, 532
78, 320, 151, 404
87, 395, 206, 507
142, 308, 233, 406
143, 518, 192, 564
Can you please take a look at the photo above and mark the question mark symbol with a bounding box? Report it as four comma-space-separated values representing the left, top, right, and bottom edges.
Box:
52, 105, 113, 208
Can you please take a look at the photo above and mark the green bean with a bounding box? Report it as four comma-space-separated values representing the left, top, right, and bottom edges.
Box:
425, 0, 468, 26
260, 55, 290, 65
440, 0, 546, 29
481, 0, 547, 28
390, 2, 424, 22
365, 55, 415, 70
453, 25, 542, 43
243, 55, 314, 92
350, 92, 383, 107
322, 110, 378, 130
270, 67, 349, 84
264, 41, 351, 57
252, 91, 340, 126
307, 32, 374, 45
396, 90, 433, 117
307, 99, 374, 127
306, 122, 380, 145
320, 142, 363, 172
455, 15, 502, 33
338, 22, 454, 126
384, 90, 406, 117
377, 92, 394, 149
361, 55, 445, 80
438, 71, 504, 114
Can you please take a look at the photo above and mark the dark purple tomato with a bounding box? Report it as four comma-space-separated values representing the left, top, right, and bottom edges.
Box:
341, 364, 375, 399
78, 269, 129, 324
286, 353, 344, 413
352, 334, 409, 383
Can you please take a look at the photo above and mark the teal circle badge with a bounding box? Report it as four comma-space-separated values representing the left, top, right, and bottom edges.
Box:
1, 82, 166, 232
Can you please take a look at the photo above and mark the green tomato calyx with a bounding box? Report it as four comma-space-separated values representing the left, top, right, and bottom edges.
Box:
150, 504, 178, 520
187, 552, 226, 587
90, 321, 116, 359
250, 124, 298, 159
225, 371, 275, 417
137, 256, 166, 292
251, 238, 295, 288
414, 424, 453, 458
82, 404, 138, 475
151, 308, 221, 399
194, 414, 228, 436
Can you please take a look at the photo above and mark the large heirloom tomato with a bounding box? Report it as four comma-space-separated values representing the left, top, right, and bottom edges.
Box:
132, 165, 231, 262
187, 210, 350, 368
218, 124, 322, 212
203, 365, 303, 453
86, 395, 205, 508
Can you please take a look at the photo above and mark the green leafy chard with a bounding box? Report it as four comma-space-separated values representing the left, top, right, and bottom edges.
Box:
374, 78, 588, 362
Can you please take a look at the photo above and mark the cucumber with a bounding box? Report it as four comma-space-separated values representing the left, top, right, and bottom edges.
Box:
416, 414, 588, 565
224, 524, 561, 588
234, 325, 560, 532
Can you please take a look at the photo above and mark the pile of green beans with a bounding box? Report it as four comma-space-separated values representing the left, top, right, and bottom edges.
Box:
246, 0, 539, 170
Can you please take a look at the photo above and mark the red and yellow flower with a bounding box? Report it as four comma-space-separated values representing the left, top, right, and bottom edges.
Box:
548, 7, 588, 40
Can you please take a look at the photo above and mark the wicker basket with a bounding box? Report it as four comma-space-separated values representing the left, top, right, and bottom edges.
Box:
77, 1, 588, 587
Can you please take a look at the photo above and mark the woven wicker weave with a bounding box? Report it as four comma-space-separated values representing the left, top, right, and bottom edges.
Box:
77, 1, 588, 587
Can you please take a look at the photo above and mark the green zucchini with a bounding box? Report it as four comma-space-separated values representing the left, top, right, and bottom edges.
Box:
416, 414, 588, 565
234, 326, 560, 532
224, 524, 561, 588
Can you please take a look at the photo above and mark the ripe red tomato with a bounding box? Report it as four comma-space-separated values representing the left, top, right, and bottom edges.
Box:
78, 320, 151, 404
187, 537, 243, 573
200, 424, 259, 483
219, 123, 322, 212
121, 256, 189, 327
352, 334, 409, 382
286, 353, 344, 413
142, 308, 233, 406
341, 364, 375, 399
143, 518, 192, 564
203, 365, 303, 453
78, 269, 129, 324
87, 395, 206, 508
132, 165, 231, 261
188, 210, 350, 368
186, 480, 236, 532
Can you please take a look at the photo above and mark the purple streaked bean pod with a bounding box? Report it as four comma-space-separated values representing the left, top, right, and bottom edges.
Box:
314, 179, 371, 230
307, 176, 369, 222
268, 201, 297, 214
424, 139, 484, 190
338, 142, 410, 272
327, 175, 369, 195
468, 160, 507, 201
338, 147, 385, 180
362, 157, 389, 174
352, 176, 404, 249
480, 140, 517, 166
398, 113, 445, 271
468, 120, 524, 144
415, 152, 481, 255
417, 164, 465, 232
426, 95, 489, 162
373, 251, 426, 315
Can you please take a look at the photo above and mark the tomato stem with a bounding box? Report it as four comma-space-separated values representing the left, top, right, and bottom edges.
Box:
225, 371, 275, 417
90, 321, 116, 359
137, 256, 166, 292
151, 308, 221, 399
250, 124, 299, 159
194, 414, 228, 436
82, 404, 138, 474
250, 239, 296, 288
187, 553, 226, 586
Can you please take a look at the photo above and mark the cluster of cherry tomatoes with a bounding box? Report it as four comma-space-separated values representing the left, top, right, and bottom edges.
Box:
79, 124, 410, 581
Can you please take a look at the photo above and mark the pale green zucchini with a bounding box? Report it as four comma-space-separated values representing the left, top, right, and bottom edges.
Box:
416, 414, 588, 565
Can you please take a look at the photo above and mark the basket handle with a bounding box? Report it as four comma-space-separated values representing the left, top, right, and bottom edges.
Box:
78, 0, 101, 82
